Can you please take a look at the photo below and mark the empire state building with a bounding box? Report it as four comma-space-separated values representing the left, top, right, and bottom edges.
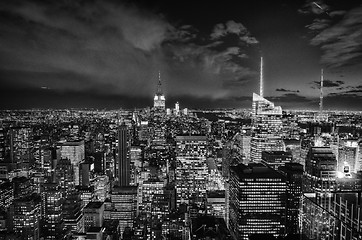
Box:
153, 71, 166, 109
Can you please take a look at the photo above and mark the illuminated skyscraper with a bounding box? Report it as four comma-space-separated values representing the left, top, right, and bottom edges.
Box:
304, 147, 337, 197
153, 71, 166, 110
110, 186, 138, 236
59, 140, 85, 186
338, 140, 358, 173
278, 163, 303, 235
11, 194, 41, 240
229, 163, 287, 240
41, 183, 63, 239
175, 135, 208, 206
251, 93, 284, 162
10, 127, 33, 170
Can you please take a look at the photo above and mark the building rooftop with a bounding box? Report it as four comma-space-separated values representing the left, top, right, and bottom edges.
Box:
85, 201, 104, 209
231, 163, 285, 180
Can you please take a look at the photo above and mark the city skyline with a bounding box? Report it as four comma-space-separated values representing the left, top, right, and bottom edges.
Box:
1, 0, 362, 110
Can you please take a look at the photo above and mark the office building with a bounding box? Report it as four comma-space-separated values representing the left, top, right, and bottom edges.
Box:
83, 202, 104, 230
10, 194, 41, 240
117, 124, 130, 186
229, 163, 287, 240
59, 140, 85, 186
261, 151, 292, 170
110, 186, 138, 235
278, 163, 303, 234
62, 191, 84, 234
338, 140, 358, 173
251, 93, 284, 162
175, 135, 208, 206
304, 147, 337, 200
41, 183, 63, 239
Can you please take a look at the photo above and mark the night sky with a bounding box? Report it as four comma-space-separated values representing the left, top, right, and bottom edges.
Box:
1, 0, 362, 110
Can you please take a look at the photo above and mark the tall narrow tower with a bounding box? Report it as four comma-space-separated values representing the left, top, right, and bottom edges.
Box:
118, 123, 129, 186
319, 69, 324, 114
154, 71, 166, 109
260, 56, 264, 98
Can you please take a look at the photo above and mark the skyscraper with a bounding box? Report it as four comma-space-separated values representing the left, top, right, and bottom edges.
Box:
229, 163, 287, 240
175, 135, 208, 206
338, 140, 358, 173
59, 140, 85, 186
251, 93, 284, 162
118, 124, 130, 187
278, 163, 303, 235
41, 183, 64, 239
153, 71, 166, 110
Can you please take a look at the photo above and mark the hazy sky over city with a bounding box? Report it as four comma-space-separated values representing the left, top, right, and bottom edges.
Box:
1, 0, 362, 110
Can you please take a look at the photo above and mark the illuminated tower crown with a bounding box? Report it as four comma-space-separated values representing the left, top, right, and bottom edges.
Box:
153, 71, 166, 109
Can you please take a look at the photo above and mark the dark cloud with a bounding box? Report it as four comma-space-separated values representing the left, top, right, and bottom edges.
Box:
210, 20, 258, 45
311, 79, 344, 88
298, 1, 330, 16
324, 93, 362, 110
306, 19, 331, 31
268, 93, 312, 103
0, 0, 260, 109
334, 84, 362, 94
275, 88, 300, 93
309, 6, 362, 67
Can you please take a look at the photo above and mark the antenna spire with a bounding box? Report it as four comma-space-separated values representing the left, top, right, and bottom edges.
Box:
157, 71, 163, 95
319, 69, 324, 114
260, 56, 263, 97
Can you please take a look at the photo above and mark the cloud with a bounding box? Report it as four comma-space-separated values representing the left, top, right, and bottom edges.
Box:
0, 0, 259, 108
268, 93, 312, 103
210, 20, 258, 44
276, 88, 300, 93
324, 93, 362, 110
306, 19, 331, 31
309, 6, 362, 67
311, 79, 344, 88
298, 1, 330, 16
329, 10, 347, 17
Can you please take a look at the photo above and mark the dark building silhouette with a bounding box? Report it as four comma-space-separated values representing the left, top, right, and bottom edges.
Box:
279, 163, 303, 235
118, 124, 129, 187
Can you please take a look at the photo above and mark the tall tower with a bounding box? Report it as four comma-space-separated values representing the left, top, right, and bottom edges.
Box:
154, 71, 166, 109
260, 56, 264, 98
319, 69, 324, 114
118, 123, 129, 186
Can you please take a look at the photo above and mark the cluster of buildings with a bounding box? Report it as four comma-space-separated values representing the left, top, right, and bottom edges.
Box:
0, 71, 361, 240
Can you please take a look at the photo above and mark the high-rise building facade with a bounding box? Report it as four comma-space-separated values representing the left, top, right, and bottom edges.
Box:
109, 186, 138, 236
251, 93, 284, 162
59, 140, 85, 186
338, 140, 358, 173
278, 163, 303, 235
175, 135, 208, 206
229, 163, 287, 240
117, 124, 130, 187
11, 194, 41, 240
41, 183, 64, 239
